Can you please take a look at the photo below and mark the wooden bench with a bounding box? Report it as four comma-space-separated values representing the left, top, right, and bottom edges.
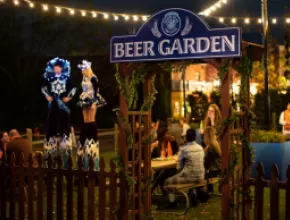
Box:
163, 177, 220, 216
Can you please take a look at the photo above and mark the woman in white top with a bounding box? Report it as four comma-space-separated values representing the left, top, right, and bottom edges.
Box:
77, 60, 106, 146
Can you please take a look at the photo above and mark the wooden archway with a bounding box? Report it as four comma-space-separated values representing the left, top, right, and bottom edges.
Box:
116, 41, 263, 220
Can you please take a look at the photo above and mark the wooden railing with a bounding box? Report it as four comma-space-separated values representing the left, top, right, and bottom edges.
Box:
253, 162, 290, 220
0, 153, 119, 220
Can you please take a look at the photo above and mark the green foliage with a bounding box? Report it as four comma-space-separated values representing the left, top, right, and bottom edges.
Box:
114, 63, 157, 219
251, 130, 286, 143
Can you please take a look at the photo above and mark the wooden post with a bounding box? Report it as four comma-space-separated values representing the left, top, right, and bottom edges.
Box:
119, 63, 129, 220
221, 64, 231, 220
242, 67, 251, 220
114, 123, 119, 150
26, 128, 32, 143
143, 77, 152, 213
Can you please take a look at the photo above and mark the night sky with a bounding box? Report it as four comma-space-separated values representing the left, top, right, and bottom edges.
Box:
67, 0, 290, 43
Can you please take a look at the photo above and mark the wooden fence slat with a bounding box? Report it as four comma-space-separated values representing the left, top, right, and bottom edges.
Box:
88, 157, 95, 220
28, 154, 34, 220
46, 155, 53, 220
66, 155, 73, 220
109, 160, 117, 220
18, 153, 25, 220
270, 164, 279, 220
98, 157, 106, 220
36, 155, 44, 220
77, 156, 84, 220
255, 163, 264, 220
286, 166, 290, 220
57, 156, 63, 220
9, 153, 16, 220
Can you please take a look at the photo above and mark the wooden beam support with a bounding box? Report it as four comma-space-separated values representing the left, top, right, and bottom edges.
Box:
221, 61, 231, 220
118, 63, 129, 220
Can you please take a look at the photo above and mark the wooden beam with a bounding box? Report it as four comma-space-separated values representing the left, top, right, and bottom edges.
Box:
143, 77, 152, 214
220, 61, 231, 220
118, 63, 129, 220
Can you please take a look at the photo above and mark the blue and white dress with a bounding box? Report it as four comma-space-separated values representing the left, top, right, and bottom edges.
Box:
78, 75, 106, 108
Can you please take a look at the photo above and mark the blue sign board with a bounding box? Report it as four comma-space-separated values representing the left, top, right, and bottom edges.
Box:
110, 8, 242, 63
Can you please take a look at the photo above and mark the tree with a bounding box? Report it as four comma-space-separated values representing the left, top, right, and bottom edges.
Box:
251, 37, 281, 91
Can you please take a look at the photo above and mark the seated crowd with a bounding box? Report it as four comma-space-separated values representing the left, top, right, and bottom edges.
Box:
147, 117, 221, 208
0, 129, 37, 167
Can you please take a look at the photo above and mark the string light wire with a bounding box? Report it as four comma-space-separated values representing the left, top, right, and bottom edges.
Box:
0, 0, 289, 25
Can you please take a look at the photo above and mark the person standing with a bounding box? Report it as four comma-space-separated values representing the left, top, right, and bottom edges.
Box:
77, 60, 106, 146
180, 117, 190, 142
279, 103, 290, 136
0, 132, 9, 159
41, 57, 76, 148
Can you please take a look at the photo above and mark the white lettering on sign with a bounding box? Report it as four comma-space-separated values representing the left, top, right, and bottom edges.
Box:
112, 35, 237, 59
114, 43, 125, 58
159, 40, 170, 55
221, 35, 235, 51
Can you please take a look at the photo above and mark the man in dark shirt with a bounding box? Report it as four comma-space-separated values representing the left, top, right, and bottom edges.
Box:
6, 129, 37, 168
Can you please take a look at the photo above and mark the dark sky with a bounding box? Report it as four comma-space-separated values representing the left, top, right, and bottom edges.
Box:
86, 0, 290, 17
45, 0, 290, 44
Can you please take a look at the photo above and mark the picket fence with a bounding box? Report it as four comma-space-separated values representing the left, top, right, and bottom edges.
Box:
253, 162, 290, 220
0, 153, 119, 220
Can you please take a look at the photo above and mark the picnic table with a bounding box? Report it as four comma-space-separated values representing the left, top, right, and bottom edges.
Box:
151, 157, 177, 170
128, 156, 177, 170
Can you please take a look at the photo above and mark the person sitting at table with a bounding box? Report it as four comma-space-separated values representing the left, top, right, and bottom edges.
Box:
164, 129, 205, 208
203, 126, 221, 192
151, 126, 179, 194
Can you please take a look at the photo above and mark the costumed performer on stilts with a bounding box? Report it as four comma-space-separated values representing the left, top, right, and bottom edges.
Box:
41, 58, 76, 167
77, 60, 106, 170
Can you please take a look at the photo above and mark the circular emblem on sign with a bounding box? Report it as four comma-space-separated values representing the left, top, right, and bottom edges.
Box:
161, 11, 181, 36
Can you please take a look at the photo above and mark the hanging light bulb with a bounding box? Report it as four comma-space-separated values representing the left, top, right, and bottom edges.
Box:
231, 18, 236, 24
70, 9, 75, 15
133, 16, 138, 21
29, 2, 34, 8
56, 7, 62, 13
142, 16, 148, 21
81, 11, 86, 16
258, 18, 262, 23
244, 18, 250, 24
287, 18, 290, 24
114, 15, 119, 21
43, 4, 48, 11
92, 12, 97, 18
222, 0, 227, 3
103, 13, 109, 19
272, 18, 277, 24
124, 15, 129, 21
14, 0, 19, 6
219, 17, 224, 23
216, 2, 221, 8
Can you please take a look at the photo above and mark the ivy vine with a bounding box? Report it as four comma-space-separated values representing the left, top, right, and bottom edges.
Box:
217, 56, 255, 219
113, 63, 158, 219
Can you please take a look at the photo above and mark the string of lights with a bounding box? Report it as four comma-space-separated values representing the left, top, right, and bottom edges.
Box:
199, 0, 228, 16
1, 0, 290, 25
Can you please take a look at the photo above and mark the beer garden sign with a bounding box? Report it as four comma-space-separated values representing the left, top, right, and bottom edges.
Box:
110, 8, 242, 63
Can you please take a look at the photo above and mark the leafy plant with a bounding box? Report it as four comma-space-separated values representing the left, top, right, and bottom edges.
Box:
250, 129, 286, 143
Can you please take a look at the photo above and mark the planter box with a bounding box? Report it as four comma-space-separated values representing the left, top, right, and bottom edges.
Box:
251, 141, 290, 181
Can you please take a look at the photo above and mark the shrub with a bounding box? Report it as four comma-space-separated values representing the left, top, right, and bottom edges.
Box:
250, 130, 286, 143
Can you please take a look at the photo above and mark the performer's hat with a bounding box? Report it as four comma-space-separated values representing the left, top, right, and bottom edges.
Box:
78, 60, 92, 71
